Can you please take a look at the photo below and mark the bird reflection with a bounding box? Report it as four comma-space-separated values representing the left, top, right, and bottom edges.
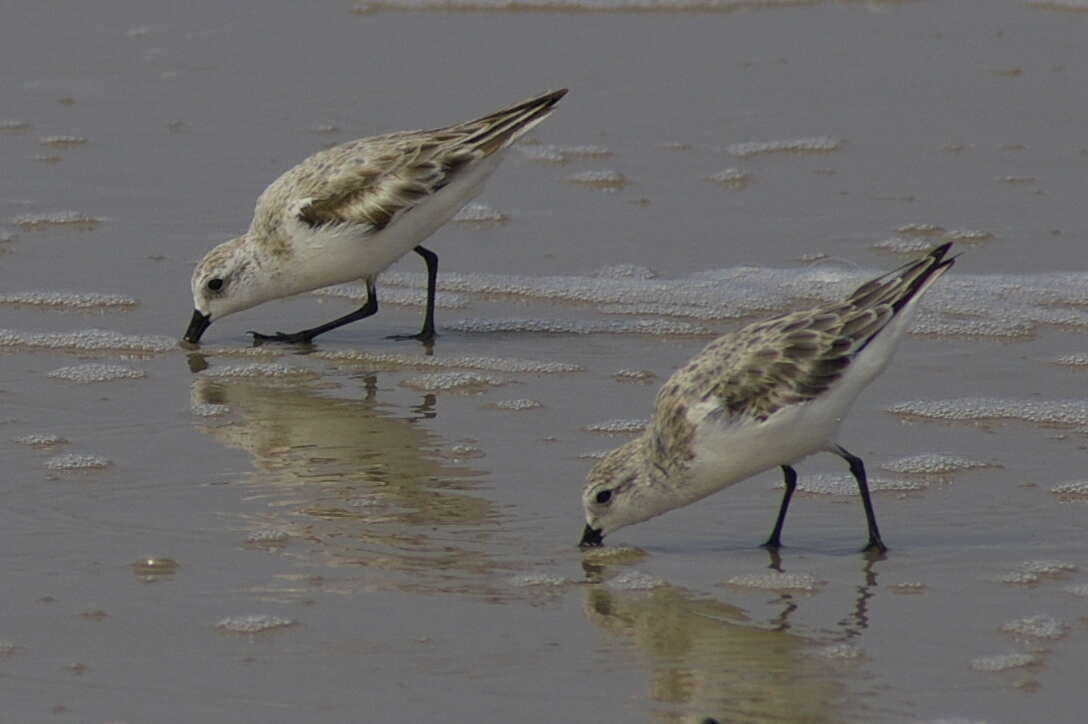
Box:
582, 578, 848, 724
837, 557, 880, 638
760, 549, 880, 638
190, 366, 504, 595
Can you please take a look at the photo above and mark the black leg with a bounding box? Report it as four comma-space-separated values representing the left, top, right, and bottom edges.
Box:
250, 279, 379, 345
835, 445, 887, 553
762, 465, 797, 550
388, 245, 438, 342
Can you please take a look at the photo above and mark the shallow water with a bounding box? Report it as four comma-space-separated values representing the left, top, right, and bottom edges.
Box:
3, 1, 1088, 722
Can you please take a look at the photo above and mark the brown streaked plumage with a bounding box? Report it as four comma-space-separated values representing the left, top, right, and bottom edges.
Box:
581, 243, 956, 553
184, 89, 567, 346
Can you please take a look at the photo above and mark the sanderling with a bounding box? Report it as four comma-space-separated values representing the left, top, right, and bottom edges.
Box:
183, 89, 567, 345
580, 243, 956, 553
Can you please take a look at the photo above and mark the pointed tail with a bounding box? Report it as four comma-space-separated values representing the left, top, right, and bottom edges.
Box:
847, 242, 956, 315
457, 88, 568, 156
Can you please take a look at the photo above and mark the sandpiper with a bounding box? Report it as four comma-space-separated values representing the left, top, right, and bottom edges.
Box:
580, 243, 955, 553
183, 88, 567, 345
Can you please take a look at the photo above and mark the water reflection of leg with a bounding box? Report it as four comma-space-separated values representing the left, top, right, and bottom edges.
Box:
767, 595, 799, 634
837, 557, 880, 638
186, 353, 209, 374
764, 546, 784, 573
580, 559, 608, 584
412, 393, 437, 420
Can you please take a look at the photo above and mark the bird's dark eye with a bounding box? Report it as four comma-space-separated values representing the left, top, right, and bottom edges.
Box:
207, 278, 224, 292
595, 489, 613, 505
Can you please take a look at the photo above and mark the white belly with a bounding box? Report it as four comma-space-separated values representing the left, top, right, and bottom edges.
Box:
682, 355, 886, 502
666, 257, 930, 507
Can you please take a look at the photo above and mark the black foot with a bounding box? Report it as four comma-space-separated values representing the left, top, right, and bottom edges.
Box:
248, 330, 316, 346
386, 331, 437, 343
760, 539, 783, 551
763, 548, 784, 572
862, 539, 888, 556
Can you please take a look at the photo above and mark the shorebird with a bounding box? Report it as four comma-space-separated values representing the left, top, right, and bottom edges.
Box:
580, 243, 955, 553
183, 88, 567, 345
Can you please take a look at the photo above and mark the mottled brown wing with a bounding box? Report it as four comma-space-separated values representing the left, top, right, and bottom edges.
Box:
644, 242, 953, 468
648, 242, 954, 463
293, 89, 567, 234
648, 307, 866, 457
295, 133, 476, 233
645, 309, 863, 468
706, 309, 882, 422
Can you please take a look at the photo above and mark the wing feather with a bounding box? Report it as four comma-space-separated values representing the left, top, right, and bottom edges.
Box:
248, 89, 567, 240
293, 139, 476, 232
647, 244, 954, 466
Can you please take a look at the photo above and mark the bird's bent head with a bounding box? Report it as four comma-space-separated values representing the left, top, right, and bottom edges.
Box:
579, 439, 668, 548
184, 236, 265, 344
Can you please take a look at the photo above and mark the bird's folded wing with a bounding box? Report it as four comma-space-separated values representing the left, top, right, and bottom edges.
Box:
294, 133, 478, 234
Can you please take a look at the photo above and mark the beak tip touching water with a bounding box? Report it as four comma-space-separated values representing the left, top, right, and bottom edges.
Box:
183, 309, 211, 345
579, 524, 604, 548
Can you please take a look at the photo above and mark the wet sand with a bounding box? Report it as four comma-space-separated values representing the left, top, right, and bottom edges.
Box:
3, 1, 1088, 722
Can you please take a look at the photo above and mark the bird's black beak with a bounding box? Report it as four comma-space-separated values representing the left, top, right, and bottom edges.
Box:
183, 309, 212, 345
579, 524, 604, 548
